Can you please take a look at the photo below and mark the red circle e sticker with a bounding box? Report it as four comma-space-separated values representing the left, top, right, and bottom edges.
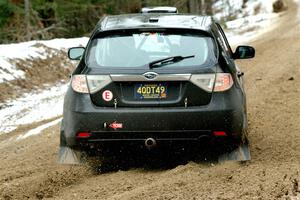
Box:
102, 90, 113, 101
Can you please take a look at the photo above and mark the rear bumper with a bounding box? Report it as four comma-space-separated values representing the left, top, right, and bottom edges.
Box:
62, 87, 246, 147
80, 130, 211, 142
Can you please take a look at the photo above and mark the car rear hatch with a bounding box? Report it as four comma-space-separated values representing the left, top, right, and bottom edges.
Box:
86, 68, 216, 108
81, 28, 219, 107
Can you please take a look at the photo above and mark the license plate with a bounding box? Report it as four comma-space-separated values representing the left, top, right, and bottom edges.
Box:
135, 83, 167, 99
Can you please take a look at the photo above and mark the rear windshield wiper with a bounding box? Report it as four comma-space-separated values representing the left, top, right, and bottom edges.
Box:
149, 55, 195, 69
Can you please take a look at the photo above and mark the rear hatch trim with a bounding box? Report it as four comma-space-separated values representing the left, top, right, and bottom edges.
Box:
110, 73, 191, 82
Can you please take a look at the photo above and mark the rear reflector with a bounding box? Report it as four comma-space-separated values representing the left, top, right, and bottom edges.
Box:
76, 132, 91, 138
213, 131, 227, 136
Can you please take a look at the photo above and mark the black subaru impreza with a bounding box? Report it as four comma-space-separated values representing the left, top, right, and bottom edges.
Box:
59, 7, 255, 164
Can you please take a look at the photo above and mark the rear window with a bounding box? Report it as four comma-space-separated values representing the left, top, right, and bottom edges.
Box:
86, 30, 217, 68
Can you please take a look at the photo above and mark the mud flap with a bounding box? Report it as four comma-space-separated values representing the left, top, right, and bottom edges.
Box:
218, 143, 251, 163
58, 147, 85, 164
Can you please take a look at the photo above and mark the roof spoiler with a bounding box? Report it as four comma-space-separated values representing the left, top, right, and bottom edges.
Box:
141, 7, 178, 14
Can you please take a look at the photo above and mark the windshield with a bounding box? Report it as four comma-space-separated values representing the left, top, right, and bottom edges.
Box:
86, 30, 217, 68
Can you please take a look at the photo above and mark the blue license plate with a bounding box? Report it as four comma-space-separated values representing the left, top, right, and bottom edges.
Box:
135, 83, 167, 99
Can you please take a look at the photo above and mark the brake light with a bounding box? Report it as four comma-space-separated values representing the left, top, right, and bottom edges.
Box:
213, 131, 227, 136
76, 132, 91, 138
214, 73, 233, 92
190, 73, 233, 92
71, 75, 89, 93
71, 75, 112, 94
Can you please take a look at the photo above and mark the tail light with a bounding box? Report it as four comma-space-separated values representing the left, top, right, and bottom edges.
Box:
190, 74, 215, 92
213, 73, 233, 92
190, 73, 233, 92
71, 75, 89, 93
71, 75, 112, 94
86, 75, 112, 94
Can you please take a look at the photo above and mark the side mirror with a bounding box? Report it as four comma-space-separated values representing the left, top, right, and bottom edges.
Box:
233, 46, 255, 59
68, 47, 85, 60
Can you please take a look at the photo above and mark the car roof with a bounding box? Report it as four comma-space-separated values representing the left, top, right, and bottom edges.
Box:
97, 13, 214, 32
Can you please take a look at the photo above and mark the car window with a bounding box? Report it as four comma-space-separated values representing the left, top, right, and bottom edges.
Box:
136, 33, 181, 54
215, 23, 233, 58
86, 31, 217, 68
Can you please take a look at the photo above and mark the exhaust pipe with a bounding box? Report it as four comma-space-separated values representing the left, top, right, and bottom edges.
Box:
144, 138, 157, 149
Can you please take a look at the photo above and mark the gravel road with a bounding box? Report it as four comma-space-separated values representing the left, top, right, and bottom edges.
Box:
1, 1, 300, 199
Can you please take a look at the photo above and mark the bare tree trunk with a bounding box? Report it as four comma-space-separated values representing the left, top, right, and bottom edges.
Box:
188, 0, 194, 13
24, 0, 31, 40
141, 0, 148, 7
188, 0, 200, 14
206, 0, 213, 15
201, 0, 206, 15
187, 0, 214, 15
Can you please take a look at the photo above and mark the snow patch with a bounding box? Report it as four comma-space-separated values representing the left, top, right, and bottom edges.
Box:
39, 37, 89, 50
0, 83, 68, 134
213, 0, 280, 46
213, 0, 277, 20
0, 37, 89, 83
16, 118, 61, 140
226, 12, 278, 46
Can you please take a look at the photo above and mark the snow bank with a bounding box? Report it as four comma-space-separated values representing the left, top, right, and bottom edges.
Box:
0, 37, 89, 83
213, 0, 277, 20
0, 83, 67, 133
0, 37, 88, 135
214, 0, 280, 46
